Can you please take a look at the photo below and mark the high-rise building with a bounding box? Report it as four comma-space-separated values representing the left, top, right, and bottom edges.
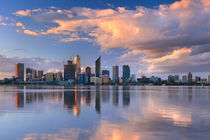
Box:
56, 71, 63, 81
15, 63, 24, 81
26, 68, 32, 81
95, 56, 101, 77
182, 75, 188, 83
112, 65, 119, 83
131, 74, 136, 83
102, 70, 109, 77
123, 65, 130, 83
74, 54, 81, 79
64, 59, 76, 81
38, 70, 43, 80
188, 72, 192, 83
85, 66, 91, 76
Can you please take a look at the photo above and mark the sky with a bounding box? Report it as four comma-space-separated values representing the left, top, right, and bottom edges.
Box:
0, 0, 210, 79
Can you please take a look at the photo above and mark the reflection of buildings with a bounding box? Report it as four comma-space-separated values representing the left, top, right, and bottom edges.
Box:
85, 90, 91, 106
112, 86, 119, 106
95, 86, 101, 114
38, 93, 43, 102
146, 98, 192, 127
63, 86, 81, 116
102, 86, 110, 103
26, 93, 37, 104
123, 86, 130, 107
15, 92, 24, 108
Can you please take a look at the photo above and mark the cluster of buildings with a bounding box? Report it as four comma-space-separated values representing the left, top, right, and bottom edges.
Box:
167, 72, 210, 84
12, 55, 134, 85
1, 54, 210, 85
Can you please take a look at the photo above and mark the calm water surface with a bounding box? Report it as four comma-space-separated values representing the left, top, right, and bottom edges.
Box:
0, 85, 210, 140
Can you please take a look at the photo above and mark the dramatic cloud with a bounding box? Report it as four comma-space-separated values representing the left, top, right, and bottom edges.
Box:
0, 55, 62, 79
13, 0, 210, 73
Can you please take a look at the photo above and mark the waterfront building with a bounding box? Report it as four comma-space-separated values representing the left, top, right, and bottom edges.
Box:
56, 72, 63, 81
102, 75, 109, 84
95, 56, 101, 77
102, 70, 110, 77
64, 59, 76, 81
90, 77, 99, 84
45, 73, 54, 82
207, 75, 210, 83
15, 63, 24, 81
131, 74, 136, 83
112, 65, 119, 83
85, 67, 91, 76
150, 76, 160, 83
123, 65, 130, 83
174, 75, 180, 83
85, 66, 91, 83
182, 75, 188, 83
74, 54, 81, 79
168, 75, 175, 83
188, 72, 193, 83
38, 70, 43, 80
77, 73, 85, 84
195, 76, 201, 83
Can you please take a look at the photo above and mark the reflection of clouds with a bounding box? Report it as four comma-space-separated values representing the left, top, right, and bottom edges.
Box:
90, 121, 140, 140
145, 99, 192, 127
23, 128, 89, 140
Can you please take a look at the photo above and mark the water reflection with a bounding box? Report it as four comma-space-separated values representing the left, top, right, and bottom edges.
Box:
112, 86, 119, 106
95, 86, 101, 114
122, 86, 130, 107
0, 86, 209, 140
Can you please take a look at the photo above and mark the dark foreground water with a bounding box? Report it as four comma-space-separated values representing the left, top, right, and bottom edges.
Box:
0, 85, 210, 140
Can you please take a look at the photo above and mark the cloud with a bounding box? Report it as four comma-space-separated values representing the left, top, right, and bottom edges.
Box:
14, 9, 31, 17
16, 22, 25, 29
13, 0, 210, 73
23, 30, 38, 36
0, 55, 62, 79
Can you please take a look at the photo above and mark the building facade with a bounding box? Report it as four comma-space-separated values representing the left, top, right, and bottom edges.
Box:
15, 63, 24, 81
112, 65, 119, 83
74, 54, 81, 79
123, 65, 130, 83
95, 56, 101, 77
64, 60, 76, 81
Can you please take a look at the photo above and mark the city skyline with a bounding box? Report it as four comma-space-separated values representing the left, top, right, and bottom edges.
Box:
0, 0, 210, 79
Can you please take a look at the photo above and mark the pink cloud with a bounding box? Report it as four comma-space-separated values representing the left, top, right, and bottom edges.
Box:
13, 0, 210, 73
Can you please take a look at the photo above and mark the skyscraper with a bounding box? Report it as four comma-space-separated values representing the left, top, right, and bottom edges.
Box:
182, 75, 188, 83
38, 70, 43, 80
123, 65, 130, 83
56, 71, 63, 81
15, 63, 24, 81
188, 72, 192, 83
95, 56, 101, 77
85, 66, 91, 76
64, 59, 76, 81
112, 65, 119, 83
74, 54, 81, 79
26, 68, 32, 81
